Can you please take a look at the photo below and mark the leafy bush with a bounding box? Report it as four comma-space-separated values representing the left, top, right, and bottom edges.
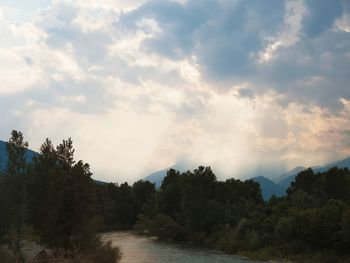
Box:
33, 239, 121, 263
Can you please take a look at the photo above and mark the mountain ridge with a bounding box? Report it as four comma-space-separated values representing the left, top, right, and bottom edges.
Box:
251, 176, 286, 200
144, 156, 350, 200
278, 156, 350, 189
144, 162, 193, 188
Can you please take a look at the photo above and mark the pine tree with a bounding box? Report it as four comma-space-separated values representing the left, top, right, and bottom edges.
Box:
31, 138, 99, 250
4, 130, 29, 262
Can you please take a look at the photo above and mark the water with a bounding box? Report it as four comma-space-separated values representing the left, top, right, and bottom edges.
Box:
102, 232, 263, 263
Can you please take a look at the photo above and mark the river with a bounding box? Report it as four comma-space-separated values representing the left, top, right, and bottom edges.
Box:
102, 232, 263, 263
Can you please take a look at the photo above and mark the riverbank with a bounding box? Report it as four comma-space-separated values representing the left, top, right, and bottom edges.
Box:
240, 249, 350, 263
102, 231, 264, 263
107, 231, 296, 263
132, 228, 350, 263
1, 238, 121, 263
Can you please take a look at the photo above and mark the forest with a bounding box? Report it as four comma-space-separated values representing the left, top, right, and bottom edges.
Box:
1, 130, 350, 263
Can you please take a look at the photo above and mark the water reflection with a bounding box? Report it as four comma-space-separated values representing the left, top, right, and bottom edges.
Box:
102, 232, 262, 263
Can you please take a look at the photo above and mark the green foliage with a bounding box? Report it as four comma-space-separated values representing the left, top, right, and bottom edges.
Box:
32, 239, 121, 263
29, 138, 99, 250
2, 129, 350, 262
134, 166, 350, 262
95, 179, 155, 230
288, 167, 350, 203
132, 180, 156, 211
0, 176, 10, 241
136, 213, 186, 241
76, 239, 122, 263
137, 166, 264, 246
341, 209, 350, 249
0, 130, 30, 261
0, 131, 123, 262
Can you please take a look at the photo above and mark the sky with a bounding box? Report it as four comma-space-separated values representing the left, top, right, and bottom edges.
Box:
1, 0, 350, 183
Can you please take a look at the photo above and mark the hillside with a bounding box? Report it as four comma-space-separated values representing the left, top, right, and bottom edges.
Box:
251, 176, 286, 200
278, 157, 350, 189
144, 156, 350, 200
0, 140, 37, 171
144, 162, 192, 188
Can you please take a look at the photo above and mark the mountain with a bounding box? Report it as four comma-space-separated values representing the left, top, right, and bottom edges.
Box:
0, 140, 37, 172
144, 162, 191, 188
251, 176, 286, 200
144, 156, 350, 199
278, 166, 307, 189
253, 157, 350, 200
320, 157, 350, 171
223, 146, 342, 181
277, 157, 350, 189
145, 167, 287, 200
277, 166, 306, 183
278, 175, 295, 190
144, 169, 167, 188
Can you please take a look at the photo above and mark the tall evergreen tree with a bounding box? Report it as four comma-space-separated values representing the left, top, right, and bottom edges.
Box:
30, 138, 99, 250
3, 130, 29, 261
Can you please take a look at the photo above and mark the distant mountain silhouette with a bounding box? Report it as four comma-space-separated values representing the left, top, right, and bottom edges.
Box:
145, 165, 288, 200
251, 176, 286, 200
253, 157, 350, 200
277, 166, 306, 182
144, 162, 191, 188
320, 157, 350, 171
144, 156, 350, 199
277, 157, 350, 189
0, 140, 37, 172
277, 166, 307, 189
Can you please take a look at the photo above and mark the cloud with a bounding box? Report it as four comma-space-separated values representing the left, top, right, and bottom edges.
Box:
119, 0, 286, 77
116, 0, 350, 114
35, 2, 114, 63
301, 0, 343, 37
0, 0, 350, 182
259, 29, 350, 113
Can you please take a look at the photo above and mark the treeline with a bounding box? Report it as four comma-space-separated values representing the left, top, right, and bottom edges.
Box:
0, 131, 121, 263
95, 180, 156, 230
1, 130, 350, 263
133, 167, 350, 262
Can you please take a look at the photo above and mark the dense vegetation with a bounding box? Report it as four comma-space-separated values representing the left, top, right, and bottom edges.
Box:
0, 131, 121, 263
132, 167, 350, 262
1, 130, 350, 262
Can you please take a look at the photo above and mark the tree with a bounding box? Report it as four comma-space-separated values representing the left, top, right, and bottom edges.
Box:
0, 175, 10, 243
30, 138, 99, 250
159, 169, 181, 218
132, 180, 156, 212
341, 209, 350, 251
3, 130, 30, 261
287, 168, 316, 196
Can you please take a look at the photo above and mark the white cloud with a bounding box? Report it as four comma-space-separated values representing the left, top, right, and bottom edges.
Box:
0, 48, 43, 93
73, 0, 147, 11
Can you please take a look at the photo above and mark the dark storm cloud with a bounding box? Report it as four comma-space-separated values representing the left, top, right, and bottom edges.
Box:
260, 29, 350, 113
117, 0, 350, 113
301, 0, 343, 37
119, 0, 285, 71
119, 0, 222, 60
